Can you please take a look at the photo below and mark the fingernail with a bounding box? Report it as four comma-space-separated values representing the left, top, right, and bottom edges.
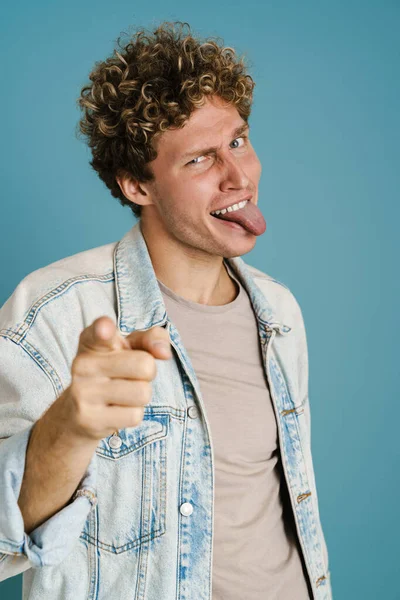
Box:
152, 342, 170, 354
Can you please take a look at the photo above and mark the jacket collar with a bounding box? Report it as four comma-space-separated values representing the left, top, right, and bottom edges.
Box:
114, 221, 290, 335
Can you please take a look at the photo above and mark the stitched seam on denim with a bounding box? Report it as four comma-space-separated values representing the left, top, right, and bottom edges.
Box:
0, 334, 62, 396
148, 405, 186, 415
141, 442, 148, 544
11, 272, 115, 342
302, 431, 330, 581
86, 527, 94, 600
0, 538, 43, 567
0, 539, 24, 551
271, 356, 315, 491
85, 530, 91, 598
264, 330, 317, 590
272, 352, 326, 586
94, 505, 100, 599
81, 528, 165, 553
144, 405, 186, 420
160, 436, 167, 535
141, 443, 153, 599
176, 370, 188, 600
91, 421, 168, 556
176, 367, 203, 599
95, 415, 169, 458
96, 428, 167, 459
135, 444, 147, 599
270, 354, 311, 490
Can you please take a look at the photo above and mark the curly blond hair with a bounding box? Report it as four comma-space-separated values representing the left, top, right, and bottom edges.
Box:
76, 21, 255, 218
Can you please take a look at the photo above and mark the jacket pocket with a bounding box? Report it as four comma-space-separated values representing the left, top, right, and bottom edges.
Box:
80, 412, 169, 554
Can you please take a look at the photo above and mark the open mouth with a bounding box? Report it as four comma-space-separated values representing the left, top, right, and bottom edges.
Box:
210, 199, 250, 219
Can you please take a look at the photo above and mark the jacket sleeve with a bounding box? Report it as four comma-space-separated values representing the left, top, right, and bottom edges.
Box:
0, 334, 97, 581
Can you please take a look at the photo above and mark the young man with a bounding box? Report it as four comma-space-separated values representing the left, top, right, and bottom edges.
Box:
0, 22, 332, 599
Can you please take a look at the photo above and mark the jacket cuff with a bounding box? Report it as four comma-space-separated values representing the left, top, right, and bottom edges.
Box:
0, 425, 97, 567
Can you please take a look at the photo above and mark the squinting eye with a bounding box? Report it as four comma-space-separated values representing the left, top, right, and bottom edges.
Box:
186, 136, 247, 166
187, 155, 207, 166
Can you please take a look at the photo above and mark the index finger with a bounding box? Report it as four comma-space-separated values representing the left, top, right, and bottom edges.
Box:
77, 316, 129, 355
124, 325, 172, 359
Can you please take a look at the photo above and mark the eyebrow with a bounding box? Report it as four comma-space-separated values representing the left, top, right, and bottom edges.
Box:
179, 122, 250, 163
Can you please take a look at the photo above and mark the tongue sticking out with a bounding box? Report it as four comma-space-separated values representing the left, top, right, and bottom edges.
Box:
213, 201, 266, 236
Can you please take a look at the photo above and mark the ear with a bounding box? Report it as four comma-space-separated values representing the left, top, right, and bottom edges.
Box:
115, 170, 154, 208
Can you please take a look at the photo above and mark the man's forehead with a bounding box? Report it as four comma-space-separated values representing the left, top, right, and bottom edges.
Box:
156, 113, 249, 161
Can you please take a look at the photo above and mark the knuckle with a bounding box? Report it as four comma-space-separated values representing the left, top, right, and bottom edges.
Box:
71, 354, 95, 377
137, 352, 156, 379
129, 407, 144, 427
78, 325, 89, 343
71, 356, 80, 376
134, 380, 152, 405
69, 379, 87, 404
142, 381, 153, 404
153, 328, 169, 344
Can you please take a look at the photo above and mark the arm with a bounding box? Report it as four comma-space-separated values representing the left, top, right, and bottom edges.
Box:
0, 336, 97, 582
17, 392, 98, 535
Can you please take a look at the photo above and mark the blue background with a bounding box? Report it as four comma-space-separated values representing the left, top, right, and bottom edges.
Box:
1, 1, 399, 598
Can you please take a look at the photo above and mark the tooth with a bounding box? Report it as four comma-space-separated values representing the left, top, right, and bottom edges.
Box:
212, 200, 248, 216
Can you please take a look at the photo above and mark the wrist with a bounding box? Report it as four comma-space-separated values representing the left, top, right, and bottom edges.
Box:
38, 392, 99, 451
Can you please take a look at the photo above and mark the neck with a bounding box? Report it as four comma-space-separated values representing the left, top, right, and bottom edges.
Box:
139, 219, 238, 306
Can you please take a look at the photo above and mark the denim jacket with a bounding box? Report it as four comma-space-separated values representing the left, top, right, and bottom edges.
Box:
0, 221, 332, 599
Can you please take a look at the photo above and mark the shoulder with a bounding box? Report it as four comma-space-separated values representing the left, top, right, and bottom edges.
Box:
245, 262, 305, 331
0, 241, 117, 332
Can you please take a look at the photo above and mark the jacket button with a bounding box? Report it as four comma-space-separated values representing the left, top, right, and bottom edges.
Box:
179, 502, 193, 516
187, 405, 199, 419
109, 434, 122, 449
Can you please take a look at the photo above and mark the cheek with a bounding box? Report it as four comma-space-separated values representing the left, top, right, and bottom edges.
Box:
179, 171, 219, 204
247, 152, 262, 181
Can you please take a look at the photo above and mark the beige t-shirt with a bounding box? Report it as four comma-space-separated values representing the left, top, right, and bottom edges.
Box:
157, 262, 312, 599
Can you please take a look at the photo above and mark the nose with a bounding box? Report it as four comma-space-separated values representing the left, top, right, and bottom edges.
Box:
219, 153, 250, 192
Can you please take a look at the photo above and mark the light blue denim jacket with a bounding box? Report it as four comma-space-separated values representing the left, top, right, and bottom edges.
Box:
0, 222, 332, 599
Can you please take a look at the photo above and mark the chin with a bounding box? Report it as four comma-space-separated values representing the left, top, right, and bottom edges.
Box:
220, 237, 257, 259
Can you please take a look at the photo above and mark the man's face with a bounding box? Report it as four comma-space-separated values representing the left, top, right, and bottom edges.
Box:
142, 95, 263, 259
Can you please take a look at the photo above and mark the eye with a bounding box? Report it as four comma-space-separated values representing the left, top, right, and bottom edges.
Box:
185, 135, 248, 167
230, 136, 247, 149
187, 155, 207, 166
